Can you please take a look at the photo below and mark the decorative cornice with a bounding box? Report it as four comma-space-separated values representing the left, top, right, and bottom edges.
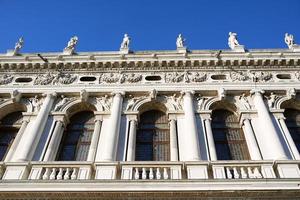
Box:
0, 50, 299, 71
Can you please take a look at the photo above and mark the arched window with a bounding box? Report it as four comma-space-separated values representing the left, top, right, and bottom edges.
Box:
284, 108, 300, 152
57, 111, 95, 161
0, 111, 23, 160
211, 109, 250, 160
136, 110, 170, 161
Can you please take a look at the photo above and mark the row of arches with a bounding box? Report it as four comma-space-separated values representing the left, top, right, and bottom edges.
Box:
0, 101, 299, 162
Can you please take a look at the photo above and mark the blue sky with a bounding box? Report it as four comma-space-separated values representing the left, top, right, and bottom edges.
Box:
0, 0, 299, 53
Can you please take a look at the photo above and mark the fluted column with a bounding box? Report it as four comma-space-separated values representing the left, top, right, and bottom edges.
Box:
4, 117, 30, 162
203, 118, 217, 161
182, 91, 201, 160
241, 117, 262, 160
278, 116, 300, 160
251, 90, 287, 160
99, 92, 124, 161
87, 117, 103, 161
12, 93, 57, 162
169, 118, 179, 161
126, 117, 137, 161
43, 119, 65, 161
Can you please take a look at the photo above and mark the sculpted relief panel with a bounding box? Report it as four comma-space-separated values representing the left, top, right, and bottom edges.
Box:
0, 70, 298, 86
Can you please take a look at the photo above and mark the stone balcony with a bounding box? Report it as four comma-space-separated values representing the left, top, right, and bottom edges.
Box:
0, 160, 299, 181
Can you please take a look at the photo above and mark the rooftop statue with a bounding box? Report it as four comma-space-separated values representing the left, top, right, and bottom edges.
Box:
284, 33, 295, 49
14, 37, 24, 54
228, 32, 240, 50
176, 34, 185, 48
120, 34, 130, 49
64, 36, 78, 51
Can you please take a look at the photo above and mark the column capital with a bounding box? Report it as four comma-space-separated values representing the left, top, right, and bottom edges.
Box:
127, 114, 138, 121
198, 112, 212, 120
94, 115, 104, 122
250, 89, 265, 96
111, 91, 125, 96
180, 90, 195, 96
53, 113, 69, 127
42, 92, 57, 98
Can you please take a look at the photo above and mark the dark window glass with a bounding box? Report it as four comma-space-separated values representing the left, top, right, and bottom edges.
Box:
57, 111, 95, 161
284, 108, 300, 152
0, 111, 23, 160
211, 109, 250, 160
136, 110, 170, 161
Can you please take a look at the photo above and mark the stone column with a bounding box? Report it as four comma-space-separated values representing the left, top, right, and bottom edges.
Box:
99, 92, 124, 161
251, 90, 287, 160
203, 118, 217, 161
240, 116, 262, 160
278, 116, 300, 160
4, 117, 30, 162
126, 116, 137, 161
12, 93, 57, 162
43, 114, 67, 161
169, 118, 179, 161
87, 116, 103, 162
182, 91, 201, 161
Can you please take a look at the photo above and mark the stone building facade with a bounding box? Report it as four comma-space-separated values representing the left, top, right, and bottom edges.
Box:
0, 35, 299, 199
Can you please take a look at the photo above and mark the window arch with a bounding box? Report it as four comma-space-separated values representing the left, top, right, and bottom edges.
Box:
284, 108, 300, 152
57, 111, 95, 161
135, 110, 170, 161
211, 109, 250, 160
0, 111, 23, 160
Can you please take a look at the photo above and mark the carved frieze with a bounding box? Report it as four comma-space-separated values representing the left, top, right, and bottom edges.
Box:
0, 74, 13, 85
53, 72, 77, 85
251, 71, 273, 82
230, 72, 250, 82
34, 73, 55, 85
99, 72, 142, 84
165, 71, 207, 83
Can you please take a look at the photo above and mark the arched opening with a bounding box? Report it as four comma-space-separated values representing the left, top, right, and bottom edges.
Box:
135, 110, 170, 161
0, 111, 23, 160
284, 108, 300, 152
211, 109, 250, 160
57, 111, 95, 161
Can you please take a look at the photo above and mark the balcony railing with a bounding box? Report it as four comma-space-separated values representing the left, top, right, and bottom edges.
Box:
1, 160, 300, 180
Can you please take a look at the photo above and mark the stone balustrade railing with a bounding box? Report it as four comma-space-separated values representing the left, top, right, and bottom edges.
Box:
120, 162, 183, 180
28, 162, 93, 180
0, 160, 299, 180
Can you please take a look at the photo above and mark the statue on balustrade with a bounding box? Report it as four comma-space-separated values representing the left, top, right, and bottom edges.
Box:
284, 33, 295, 49
228, 32, 240, 50
176, 34, 185, 48
120, 34, 130, 49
